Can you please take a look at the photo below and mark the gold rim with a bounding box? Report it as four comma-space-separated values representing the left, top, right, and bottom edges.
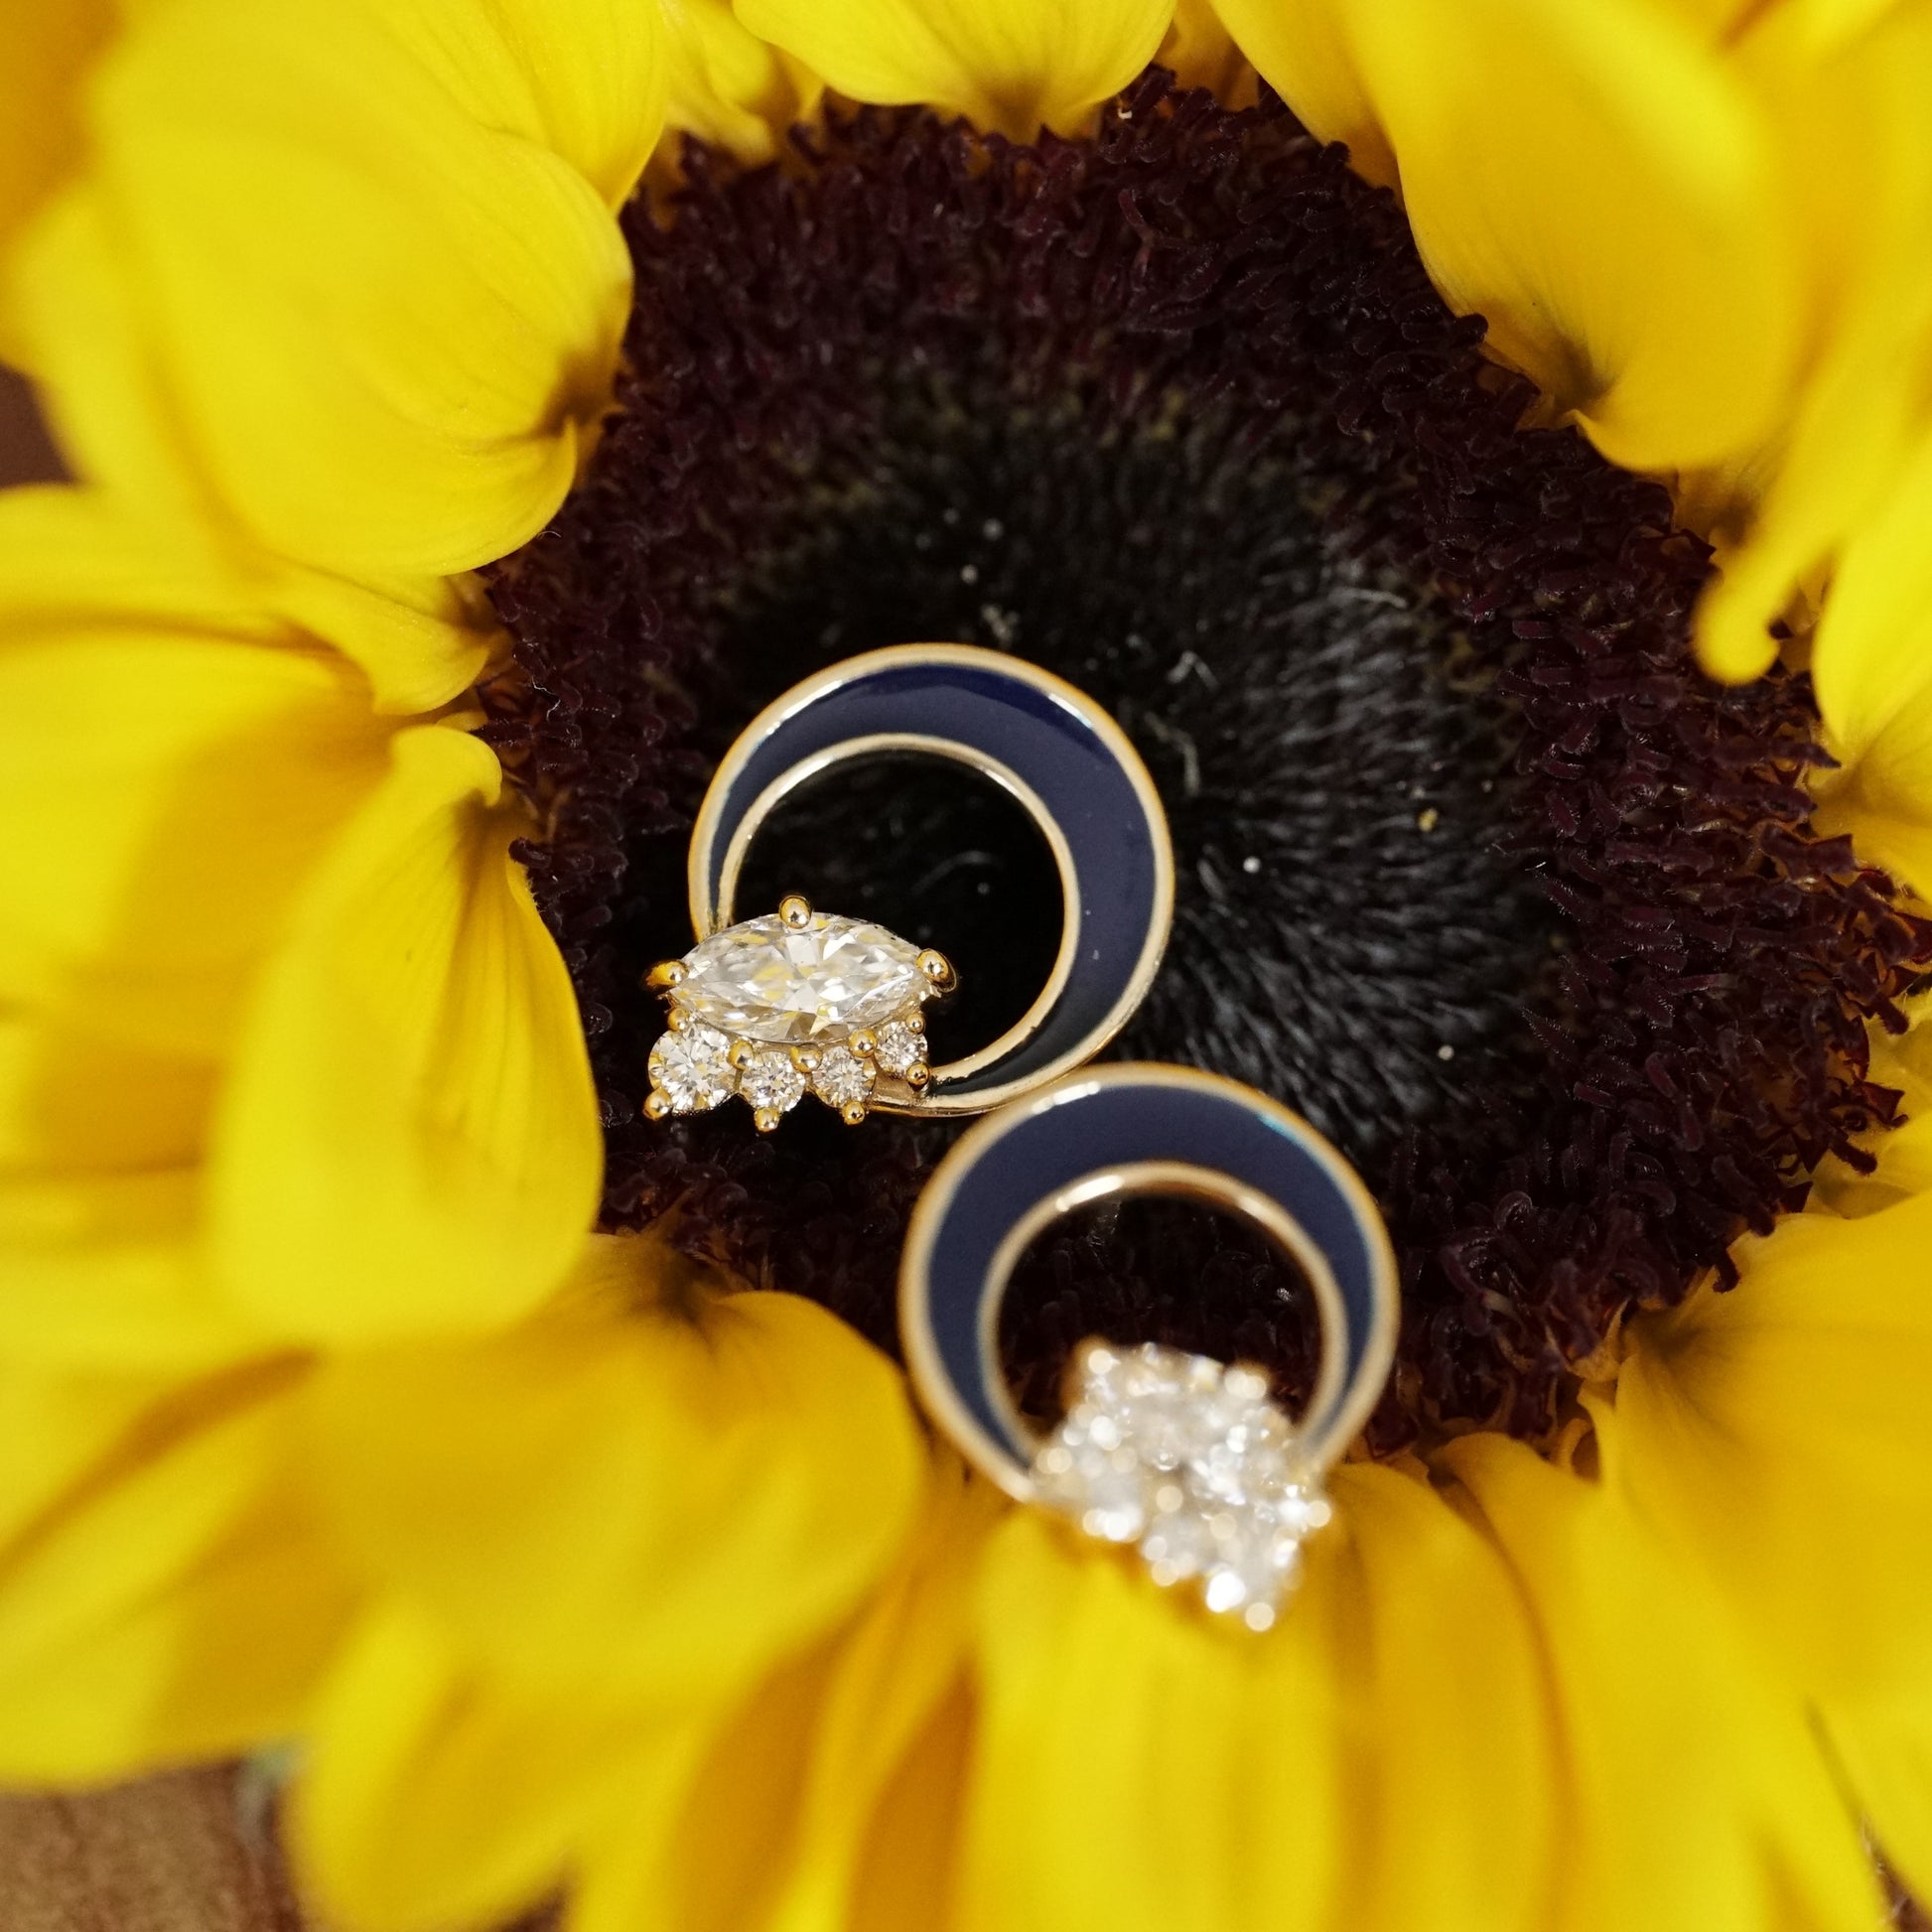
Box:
898, 1063, 1400, 1498
687, 643, 1173, 1118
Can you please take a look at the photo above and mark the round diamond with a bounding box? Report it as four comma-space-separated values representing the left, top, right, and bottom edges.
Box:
811, 1044, 875, 1109
646, 1024, 734, 1113
739, 1047, 805, 1117
1030, 1338, 1327, 1627
872, 1018, 927, 1078
676, 911, 925, 1043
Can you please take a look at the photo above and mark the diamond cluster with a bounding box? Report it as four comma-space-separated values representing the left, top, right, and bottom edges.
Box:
643, 899, 951, 1130
1032, 1341, 1332, 1630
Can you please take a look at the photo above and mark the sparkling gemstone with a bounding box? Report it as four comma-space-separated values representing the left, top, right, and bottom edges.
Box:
810, 1044, 876, 1109
738, 1047, 806, 1116
646, 1023, 735, 1113
675, 911, 925, 1043
1031, 1339, 1328, 1627
872, 1018, 927, 1078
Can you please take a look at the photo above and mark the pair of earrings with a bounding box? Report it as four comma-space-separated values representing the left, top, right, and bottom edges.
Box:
643, 645, 1396, 1628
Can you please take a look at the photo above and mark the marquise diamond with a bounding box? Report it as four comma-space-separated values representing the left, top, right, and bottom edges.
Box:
675, 911, 925, 1043
1031, 1340, 1331, 1630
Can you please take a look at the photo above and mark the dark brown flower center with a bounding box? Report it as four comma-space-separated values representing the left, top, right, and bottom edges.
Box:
484, 69, 1929, 1447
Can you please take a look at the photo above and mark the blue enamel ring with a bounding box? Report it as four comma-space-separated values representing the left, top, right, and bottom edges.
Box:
899, 1065, 1399, 1628
640, 645, 1173, 1131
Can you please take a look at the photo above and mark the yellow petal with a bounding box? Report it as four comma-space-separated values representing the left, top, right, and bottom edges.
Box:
1799, 425, 1932, 901
1444, 1433, 1882, 1932
1811, 428, 1932, 769
383, 0, 667, 208
960, 1509, 1335, 1932
572, 1456, 998, 1932
0, 631, 390, 1056
71, 0, 631, 580
1695, 5, 1932, 683
846, 1683, 974, 1932
308, 1246, 921, 1699
292, 1598, 675, 1932
1155, 0, 1254, 108
0, 483, 264, 635
0, 1170, 260, 1374
1346, 0, 1797, 472
1207, 0, 1395, 185
0, 1009, 207, 1178
4, 216, 496, 714
661, 0, 821, 163
1311, 1460, 1558, 1932
1828, 1684, 1932, 1910
0, 0, 117, 261
210, 724, 599, 1342
0, 1357, 353, 1783
1613, 1193, 1932, 1710
1812, 1003, 1932, 1217
733, 0, 1174, 139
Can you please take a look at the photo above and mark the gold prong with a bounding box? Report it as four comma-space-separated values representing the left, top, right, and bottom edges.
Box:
754, 1107, 782, 1134
667, 1008, 692, 1034
779, 895, 813, 929
849, 1028, 878, 1058
840, 1099, 869, 1126
645, 959, 687, 989
790, 1046, 822, 1074
916, 948, 955, 990
642, 1090, 674, 1120
728, 1038, 759, 1071
903, 1062, 931, 1091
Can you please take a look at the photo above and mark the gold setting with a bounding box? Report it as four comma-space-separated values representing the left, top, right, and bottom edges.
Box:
640, 895, 947, 1129
684, 645, 1175, 1118
898, 1065, 1400, 1504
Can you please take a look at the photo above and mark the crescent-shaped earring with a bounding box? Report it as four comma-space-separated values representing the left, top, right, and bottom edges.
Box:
899, 1064, 1399, 1630
641, 643, 1173, 1131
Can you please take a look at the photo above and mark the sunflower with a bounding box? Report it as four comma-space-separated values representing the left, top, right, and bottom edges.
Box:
6, 2, 1932, 1930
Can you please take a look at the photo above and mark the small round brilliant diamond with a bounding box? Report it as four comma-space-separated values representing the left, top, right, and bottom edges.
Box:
810, 1044, 875, 1110
872, 1018, 927, 1078
646, 1024, 735, 1113
1030, 1339, 1327, 1627
738, 1048, 806, 1117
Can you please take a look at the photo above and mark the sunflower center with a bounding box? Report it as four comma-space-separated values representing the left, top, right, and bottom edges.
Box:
486, 70, 1928, 1446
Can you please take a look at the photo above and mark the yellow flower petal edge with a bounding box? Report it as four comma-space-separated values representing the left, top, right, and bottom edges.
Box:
1612, 1187, 1932, 1711
307, 1237, 920, 1700
293, 1597, 674, 1932
1444, 1434, 1883, 1932
733, 0, 1175, 140
0, 1167, 265, 1376
1829, 1686, 1932, 1911
6, 206, 498, 714
0, 0, 117, 270
209, 724, 601, 1344
570, 1459, 1000, 1932
383, 0, 667, 210
1695, 4, 1932, 683
661, 0, 822, 164
960, 1508, 1336, 1932
33, 0, 642, 586
1157, 0, 1254, 108
1207, 0, 1395, 185
0, 1357, 354, 1784
1342, 0, 1798, 474
0, 603, 392, 1061
1310, 1461, 1559, 1932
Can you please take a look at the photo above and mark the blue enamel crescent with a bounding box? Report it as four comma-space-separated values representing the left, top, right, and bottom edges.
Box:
898, 1064, 1400, 1627
643, 644, 1174, 1128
